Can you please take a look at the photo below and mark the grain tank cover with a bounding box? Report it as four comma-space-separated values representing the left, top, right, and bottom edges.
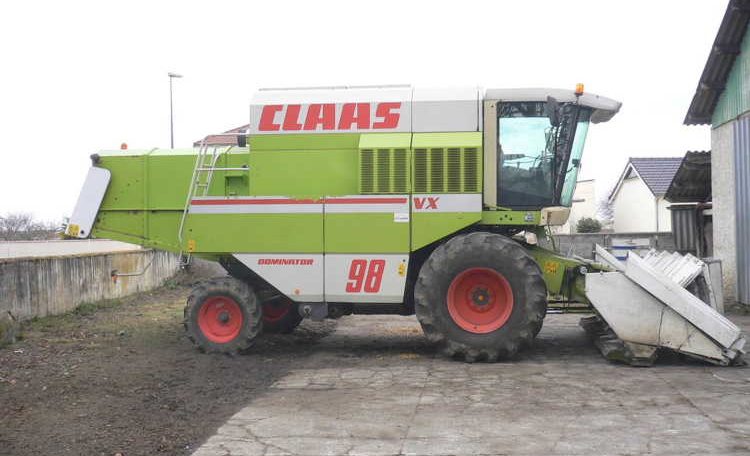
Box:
249, 86, 480, 135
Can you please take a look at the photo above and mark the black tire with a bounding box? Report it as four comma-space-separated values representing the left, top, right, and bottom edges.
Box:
262, 297, 303, 334
184, 277, 262, 354
415, 232, 547, 362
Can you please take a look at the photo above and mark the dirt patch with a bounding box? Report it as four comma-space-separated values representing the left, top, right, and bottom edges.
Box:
0, 268, 336, 456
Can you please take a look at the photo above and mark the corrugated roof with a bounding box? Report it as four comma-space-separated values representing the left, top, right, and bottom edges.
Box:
665, 151, 712, 202
629, 157, 684, 196
685, 0, 750, 125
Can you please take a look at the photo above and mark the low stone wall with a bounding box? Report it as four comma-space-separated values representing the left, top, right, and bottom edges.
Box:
0, 249, 180, 321
547, 232, 676, 259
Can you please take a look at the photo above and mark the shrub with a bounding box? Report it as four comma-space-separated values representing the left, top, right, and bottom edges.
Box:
576, 217, 602, 233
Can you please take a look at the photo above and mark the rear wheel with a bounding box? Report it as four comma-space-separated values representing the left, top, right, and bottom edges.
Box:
184, 277, 261, 354
262, 297, 303, 334
415, 232, 547, 362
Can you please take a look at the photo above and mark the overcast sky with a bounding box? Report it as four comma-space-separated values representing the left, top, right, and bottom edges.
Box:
0, 1, 725, 221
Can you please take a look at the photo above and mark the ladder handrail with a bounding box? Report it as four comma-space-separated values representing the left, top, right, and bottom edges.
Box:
202, 145, 236, 197
177, 142, 248, 246
177, 139, 208, 245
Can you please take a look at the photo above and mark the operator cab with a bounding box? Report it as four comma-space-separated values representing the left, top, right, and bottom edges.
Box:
483, 87, 620, 211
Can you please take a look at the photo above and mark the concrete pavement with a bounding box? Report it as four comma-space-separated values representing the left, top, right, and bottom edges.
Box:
192, 313, 750, 456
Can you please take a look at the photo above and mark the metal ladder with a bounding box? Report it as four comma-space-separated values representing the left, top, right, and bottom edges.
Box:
177, 136, 249, 266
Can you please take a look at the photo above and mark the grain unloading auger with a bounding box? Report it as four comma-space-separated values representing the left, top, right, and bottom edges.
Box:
67, 85, 745, 365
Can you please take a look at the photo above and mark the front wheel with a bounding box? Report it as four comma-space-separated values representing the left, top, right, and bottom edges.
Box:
415, 232, 547, 362
184, 277, 262, 354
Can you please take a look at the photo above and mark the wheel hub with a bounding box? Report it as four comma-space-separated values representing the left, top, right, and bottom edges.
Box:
197, 296, 244, 344
446, 268, 514, 334
469, 286, 492, 310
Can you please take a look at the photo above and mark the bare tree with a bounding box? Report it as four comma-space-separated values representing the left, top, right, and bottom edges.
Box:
0, 213, 60, 241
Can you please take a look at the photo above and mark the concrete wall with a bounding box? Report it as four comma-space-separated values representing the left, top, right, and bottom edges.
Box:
0, 249, 180, 320
712, 121, 737, 302
0, 239, 143, 259
548, 232, 675, 260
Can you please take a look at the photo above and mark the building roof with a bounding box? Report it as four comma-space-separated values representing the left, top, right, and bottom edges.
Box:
193, 124, 249, 147
609, 157, 684, 202
629, 157, 684, 195
684, 0, 750, 125
665, 151, 712, 203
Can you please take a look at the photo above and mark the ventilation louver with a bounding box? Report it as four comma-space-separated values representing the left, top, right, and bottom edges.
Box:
413, 147, 481, 193
359, 148, 409, 194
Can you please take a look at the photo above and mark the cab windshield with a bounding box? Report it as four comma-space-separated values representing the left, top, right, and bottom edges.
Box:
497, 102, 591, 209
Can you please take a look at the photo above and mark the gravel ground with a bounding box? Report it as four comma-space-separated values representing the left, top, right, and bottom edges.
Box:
0, 267, 336, 456
1, 266, 749, 456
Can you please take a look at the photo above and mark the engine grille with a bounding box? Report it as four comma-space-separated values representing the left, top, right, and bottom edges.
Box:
413, 147, 481, 193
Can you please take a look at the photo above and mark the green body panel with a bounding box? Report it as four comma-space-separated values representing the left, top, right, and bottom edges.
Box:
526, 245, 588, 300
249, 133, 359, 151
185, 213, 323, 253
98, 154, 147, 210
93, 148, 253, 253
325, 213, 409, 253
249, 149, 357, 197
406, 132, 484, 249
322, 133, 412, 253
411, 212, 480, 250
411, 132, 482, 148
89, 131, 539, 258
480, 210, 541, 226
359, 133, 412, 149
94, 211, 182, 251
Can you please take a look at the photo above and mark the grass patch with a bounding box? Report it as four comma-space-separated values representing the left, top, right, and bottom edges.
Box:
24, 298, 124, 335
73, 299, 122, 316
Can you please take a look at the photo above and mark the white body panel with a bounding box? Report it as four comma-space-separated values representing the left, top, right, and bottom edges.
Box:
325, 254, 409, 303
250, 86, 412, 135
234, 254, 324, 302
234, 253, 409, 304
66, 167, 111, 238
411, 193, 482, 212
249, 86, 620, 135
412, 87, 479, 132
249, 86, 482, 135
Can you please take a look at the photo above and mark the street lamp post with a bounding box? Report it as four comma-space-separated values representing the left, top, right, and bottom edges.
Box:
168, 72, 183, 148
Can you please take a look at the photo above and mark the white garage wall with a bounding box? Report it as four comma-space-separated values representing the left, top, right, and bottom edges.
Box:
613, 177, 657, 232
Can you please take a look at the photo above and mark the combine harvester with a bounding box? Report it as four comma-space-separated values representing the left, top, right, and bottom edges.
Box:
67, 85, 745, 365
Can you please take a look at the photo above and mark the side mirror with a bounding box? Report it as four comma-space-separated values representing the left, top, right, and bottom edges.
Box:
545, 96, 561, 127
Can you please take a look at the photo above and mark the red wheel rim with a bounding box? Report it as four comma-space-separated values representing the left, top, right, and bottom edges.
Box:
447, 268, 514, 334
262, 299, 292, 323
197, 296, 244, 343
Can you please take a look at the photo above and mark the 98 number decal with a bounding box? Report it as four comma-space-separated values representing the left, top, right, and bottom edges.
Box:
345, 259, 385, 293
